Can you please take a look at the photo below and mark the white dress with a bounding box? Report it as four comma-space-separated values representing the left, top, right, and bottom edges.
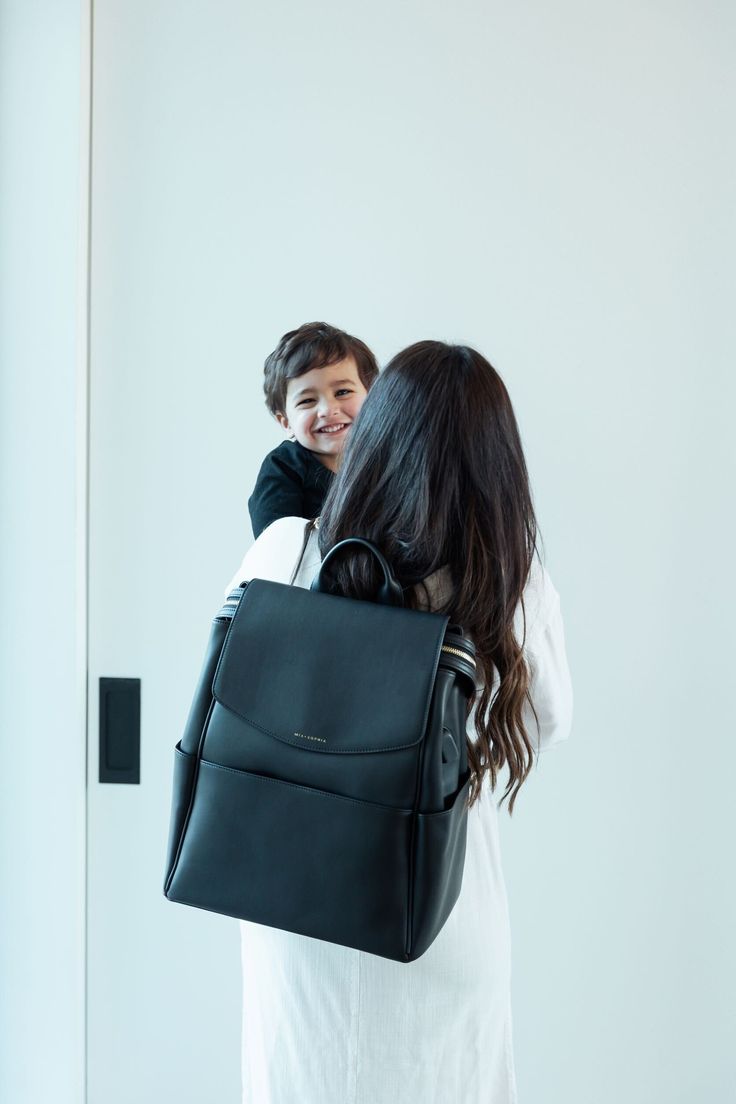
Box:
226, 517, 573, 1104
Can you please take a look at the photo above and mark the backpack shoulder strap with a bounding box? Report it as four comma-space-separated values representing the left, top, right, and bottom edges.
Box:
289, 518, 318, 586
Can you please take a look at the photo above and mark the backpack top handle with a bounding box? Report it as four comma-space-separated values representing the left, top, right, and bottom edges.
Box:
310, 537, 405, 608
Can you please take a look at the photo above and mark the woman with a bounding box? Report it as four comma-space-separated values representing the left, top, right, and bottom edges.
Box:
227, 341, 573, 1103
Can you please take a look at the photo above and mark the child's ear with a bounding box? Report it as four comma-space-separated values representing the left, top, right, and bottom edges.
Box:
275, 412, 290, 433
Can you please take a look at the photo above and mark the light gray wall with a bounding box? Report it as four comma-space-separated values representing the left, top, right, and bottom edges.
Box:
491, 7, 736, 1100
2, 1, 734, 1101
89, 1, 736, 1100
0, 2, 86, 1103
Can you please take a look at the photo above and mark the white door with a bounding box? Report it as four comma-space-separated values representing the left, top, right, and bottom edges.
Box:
85, 54, 245, 1103
85, 8, 269, 1100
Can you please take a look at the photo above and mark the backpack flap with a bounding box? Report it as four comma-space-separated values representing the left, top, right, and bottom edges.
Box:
204, 578, 449, 809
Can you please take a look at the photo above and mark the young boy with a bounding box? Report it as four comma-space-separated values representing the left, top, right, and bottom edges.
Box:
248, 322, 379, 538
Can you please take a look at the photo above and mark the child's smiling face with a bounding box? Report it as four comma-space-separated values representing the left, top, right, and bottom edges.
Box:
277, 357, 368, 471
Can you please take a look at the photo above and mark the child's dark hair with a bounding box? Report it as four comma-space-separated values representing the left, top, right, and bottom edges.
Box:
263, 322, 379, 416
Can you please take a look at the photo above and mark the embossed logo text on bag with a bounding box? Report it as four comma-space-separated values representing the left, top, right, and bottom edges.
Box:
293, 731, 327, 744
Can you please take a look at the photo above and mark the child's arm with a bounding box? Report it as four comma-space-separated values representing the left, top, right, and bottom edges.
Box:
248, 445, 313, 538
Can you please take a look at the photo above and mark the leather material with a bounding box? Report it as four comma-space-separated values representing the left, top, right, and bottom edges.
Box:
201, 703, 423, 809
164, 743, 197, 879
168, 754, 414, 959
409, 775, 471, 958
179, 616, 230, 757
418, 668, 470, 813
164, 560, 477, 962
312, 536, 405, 607
212, 579, 446, 756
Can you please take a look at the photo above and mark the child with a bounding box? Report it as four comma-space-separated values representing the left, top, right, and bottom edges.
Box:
248, 322, 379, 538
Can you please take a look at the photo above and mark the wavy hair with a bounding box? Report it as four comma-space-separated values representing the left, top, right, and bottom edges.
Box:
317, 341, 539, 811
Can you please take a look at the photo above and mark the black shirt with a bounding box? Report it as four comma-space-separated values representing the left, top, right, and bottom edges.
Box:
248, 440, 334, 538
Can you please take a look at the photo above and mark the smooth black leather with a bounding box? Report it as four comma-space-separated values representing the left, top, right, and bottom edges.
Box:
312, 536, 405, 607
164, 544, 476, 962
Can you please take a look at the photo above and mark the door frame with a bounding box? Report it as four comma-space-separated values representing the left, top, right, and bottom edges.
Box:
77, 1, 93, 1099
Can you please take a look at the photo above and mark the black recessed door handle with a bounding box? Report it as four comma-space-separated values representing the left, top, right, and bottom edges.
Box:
99, 678, 140, 784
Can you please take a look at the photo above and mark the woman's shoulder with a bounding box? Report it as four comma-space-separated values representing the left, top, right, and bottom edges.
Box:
248, 515, 315, 568
516, 553, 561, 646
259, 514, 314, 543
225, 517, 316, 592
419, 552, 559, 637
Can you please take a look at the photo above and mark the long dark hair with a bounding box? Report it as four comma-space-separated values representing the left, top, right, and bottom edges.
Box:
318, 341, 539, 811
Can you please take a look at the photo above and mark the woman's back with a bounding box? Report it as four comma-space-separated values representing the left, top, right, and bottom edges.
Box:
229, 515, 572, 1104
230, 340, 572, 1103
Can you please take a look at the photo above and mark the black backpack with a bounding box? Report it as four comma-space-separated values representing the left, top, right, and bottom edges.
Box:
164, 537, 477, 962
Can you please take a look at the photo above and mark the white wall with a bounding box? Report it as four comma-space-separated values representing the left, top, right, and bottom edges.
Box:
2, 0, 734, 1101
0, 2, 87, 1103
89, 2, 736, 1101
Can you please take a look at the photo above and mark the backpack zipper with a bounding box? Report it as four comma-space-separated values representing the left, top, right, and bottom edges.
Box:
441, 644, 476, 667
